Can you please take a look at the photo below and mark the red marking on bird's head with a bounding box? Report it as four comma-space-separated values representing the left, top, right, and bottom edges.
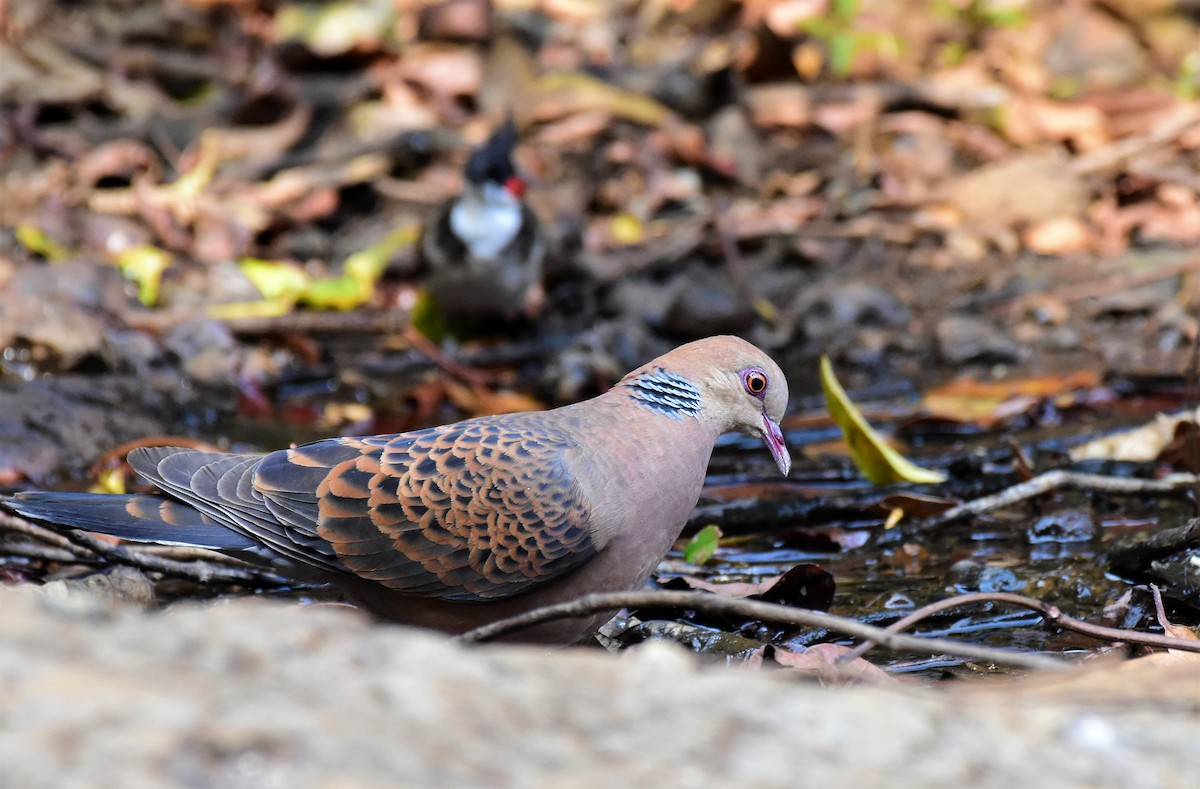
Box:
504, 175, 526, 198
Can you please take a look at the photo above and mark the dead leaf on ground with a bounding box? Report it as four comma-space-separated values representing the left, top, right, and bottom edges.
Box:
679, 563, 835, 611
935, 150, 1090, 233
444, 381, 545, 418
1069, 408, 1199, 463
771, 644, 896, 685
922, 370, 1102, 426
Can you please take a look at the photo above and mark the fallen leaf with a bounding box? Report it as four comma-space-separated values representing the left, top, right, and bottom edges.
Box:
532, 71, 672, 126
772, 644, 894, 684
275, 0, 396, 57
1070, 409, 1199, 463
922, 370, 1101, 426
876, 492, 959, 519
15, 224, 71, 262
301, 275, 366, 311
821, 356, 947, 485
113, 246, 172, 307
89, 466, 128, 495
683, 524, 722, 566
936, 150, 1089, 233
1023, 216, 1093, 255
746, 83, 813, 128
610, 212, 645, 245
238, 258, 311, 304
680, 563, 835, 611
445, 381, 545, 418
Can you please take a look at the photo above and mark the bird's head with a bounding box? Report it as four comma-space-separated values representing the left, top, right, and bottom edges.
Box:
624, 336, 791, 476
464, 119, 526, 199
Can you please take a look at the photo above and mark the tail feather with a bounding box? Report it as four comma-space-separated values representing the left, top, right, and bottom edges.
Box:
3, 492, 259, 550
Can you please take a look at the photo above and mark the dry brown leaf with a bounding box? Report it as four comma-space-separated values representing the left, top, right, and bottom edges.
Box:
1023, 216, 1093, 256
937, 150, 1090, 231
772, 644, 895, 685
877, 493, 958, 519
444, 380, 545, 418
395, 45, 483, 99
531, 72, 672, 127
1070, 409, 1200, 463
1003, 96, 1110, 151
923, 370, 1101, 426
678, 564, 835, 610
813, 93, 885, 137
746, 83, 813, 128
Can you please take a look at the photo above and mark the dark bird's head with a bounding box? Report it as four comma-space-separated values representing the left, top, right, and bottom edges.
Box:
464, 119, 526, 198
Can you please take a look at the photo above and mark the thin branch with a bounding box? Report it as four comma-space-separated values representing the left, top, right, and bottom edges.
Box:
1, 511, 292, 587
917, 470, 1198, 529
1070, 104, 1200, 176
455, 590, 1070, 671
58, 528, 294, 586
2, 541, 94, 564
838, 591, 1200, 663
0, 513, 94, 557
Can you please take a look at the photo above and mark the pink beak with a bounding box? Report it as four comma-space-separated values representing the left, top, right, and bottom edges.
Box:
761, 413, 791, 477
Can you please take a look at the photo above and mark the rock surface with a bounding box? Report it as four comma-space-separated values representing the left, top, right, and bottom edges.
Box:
1, 585, 1198, 788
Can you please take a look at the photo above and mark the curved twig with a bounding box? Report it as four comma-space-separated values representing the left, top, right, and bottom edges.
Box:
918, 471, 1198, 529
456, 590, 1071, 670
837, 590, 1200, 663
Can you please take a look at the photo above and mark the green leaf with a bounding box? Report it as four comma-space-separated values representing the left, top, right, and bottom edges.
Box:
115, 246, 172, 307
828, 31, 859, 77
832, 0, 860, 21
683, 524, 723, 566
820, 356, 947, 486
410, 290, 447, 342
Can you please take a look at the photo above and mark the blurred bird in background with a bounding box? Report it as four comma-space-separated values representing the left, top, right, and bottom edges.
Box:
418, 120, 547, 323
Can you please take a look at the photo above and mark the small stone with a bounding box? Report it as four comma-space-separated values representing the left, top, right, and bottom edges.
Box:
935, 314, 1022, 365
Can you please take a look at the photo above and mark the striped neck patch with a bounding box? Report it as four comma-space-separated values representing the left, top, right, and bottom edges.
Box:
625, 369, 702, 420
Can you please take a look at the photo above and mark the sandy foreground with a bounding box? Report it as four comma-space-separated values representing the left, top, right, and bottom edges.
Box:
1, 574, 1198, 789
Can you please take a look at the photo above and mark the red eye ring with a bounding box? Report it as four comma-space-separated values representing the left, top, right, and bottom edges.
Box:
741, 367, 768, 398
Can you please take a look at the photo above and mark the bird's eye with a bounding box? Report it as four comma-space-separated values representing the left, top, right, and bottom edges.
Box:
741, 367, 768, 398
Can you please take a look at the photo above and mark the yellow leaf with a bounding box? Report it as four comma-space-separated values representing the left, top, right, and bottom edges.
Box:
534, 71, 672, 126
114, 246, 172, 307
610, 212, 645, 245
302, 274, 367, 311
89, 467, 127, 495
15, 224, 71, 262
820, 356, 947, 485
208, 299, 296, 320
752, 296, 778, 323
171, 130, 221, 201
342, 224, 418, 293
238, 258, 311, 302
